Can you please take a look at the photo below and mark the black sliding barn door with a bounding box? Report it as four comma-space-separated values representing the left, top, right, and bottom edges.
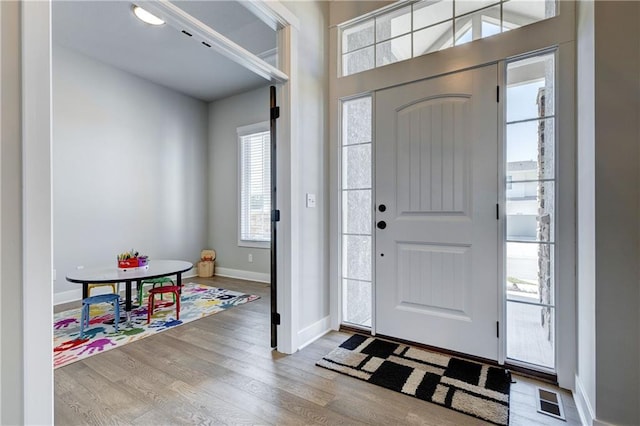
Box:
270, 86, 280, 348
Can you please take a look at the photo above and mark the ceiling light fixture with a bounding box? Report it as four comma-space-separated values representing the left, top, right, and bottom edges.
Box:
132, 5, 165, 26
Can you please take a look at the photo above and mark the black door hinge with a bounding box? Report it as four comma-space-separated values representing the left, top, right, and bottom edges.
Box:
496, 86, 500, 103
272, 312, 281, 325
496, 204, 499, 220
497, 321, 500, 338
272, 210, 280, 222
271, 106, 280, 120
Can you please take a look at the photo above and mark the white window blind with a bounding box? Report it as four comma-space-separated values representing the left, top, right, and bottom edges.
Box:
239, 127, 271, 246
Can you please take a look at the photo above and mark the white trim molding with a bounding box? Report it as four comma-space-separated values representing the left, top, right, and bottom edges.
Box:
241, 0, 300, 31
297, 316, 331, 350
575, 375, 595, 426
215, 267, 270, 284
22, 1, 53, 423
575, 376, 620, 426
274, 23, 299, 355
138, 0, 288, 83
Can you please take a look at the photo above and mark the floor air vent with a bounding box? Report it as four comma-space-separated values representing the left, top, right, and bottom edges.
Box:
536, 387, 565, 421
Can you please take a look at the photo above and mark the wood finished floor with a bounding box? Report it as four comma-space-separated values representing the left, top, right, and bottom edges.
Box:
55, 276, 581, 425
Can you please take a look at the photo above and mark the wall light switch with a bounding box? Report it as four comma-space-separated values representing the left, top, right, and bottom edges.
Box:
306, 193, 316, 208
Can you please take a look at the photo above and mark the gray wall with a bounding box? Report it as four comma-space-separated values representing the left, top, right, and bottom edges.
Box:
207, 86, 270, 275
1, 2, 23, 423
52, 45, 209, 297
577, 1, 640, 424
592, 2, 640, 423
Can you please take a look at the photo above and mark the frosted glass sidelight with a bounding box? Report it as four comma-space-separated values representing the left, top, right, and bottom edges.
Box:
507, 302, 555, 368
376, 34, 412, 67
343, 279, 372, 326
342, 97, 372, 145
341, 94, 373, 329
343, 144, 372, 189
413, 21, 454, 57
376, 5, 411, 42
506, 119, 555, 180
506, 54, 555, 122
342, 19, 374, 53
343, 235, 372, 281
413, 0, 453, 30
343, 190, 372, 234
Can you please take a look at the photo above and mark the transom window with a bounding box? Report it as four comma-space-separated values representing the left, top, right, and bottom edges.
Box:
340, 0, 557, 77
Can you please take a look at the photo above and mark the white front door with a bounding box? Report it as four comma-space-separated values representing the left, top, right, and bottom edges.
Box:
375, 65, 499, 360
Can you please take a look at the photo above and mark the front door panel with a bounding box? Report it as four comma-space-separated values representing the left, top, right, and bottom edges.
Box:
375, 66, 499, 360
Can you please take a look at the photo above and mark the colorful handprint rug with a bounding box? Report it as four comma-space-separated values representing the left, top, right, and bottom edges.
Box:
53, 283, 259, 368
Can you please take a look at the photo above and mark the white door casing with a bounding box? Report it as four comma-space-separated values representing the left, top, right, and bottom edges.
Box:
375, 65, 499, 361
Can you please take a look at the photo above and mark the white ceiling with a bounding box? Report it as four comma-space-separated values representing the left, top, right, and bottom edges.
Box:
52, 0, 277, 102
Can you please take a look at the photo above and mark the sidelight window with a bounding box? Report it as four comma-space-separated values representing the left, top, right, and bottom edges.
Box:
504, 51, 556, 370
341, 96, 373, 327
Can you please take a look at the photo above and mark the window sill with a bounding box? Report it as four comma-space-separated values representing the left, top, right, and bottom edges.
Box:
238, 241, 270, 249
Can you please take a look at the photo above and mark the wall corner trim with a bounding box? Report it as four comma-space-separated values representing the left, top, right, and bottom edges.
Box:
575, 374, 595, 426
297, 315, 331, 351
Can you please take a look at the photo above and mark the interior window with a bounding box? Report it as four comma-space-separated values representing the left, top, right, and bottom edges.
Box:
238, 123, 271, 248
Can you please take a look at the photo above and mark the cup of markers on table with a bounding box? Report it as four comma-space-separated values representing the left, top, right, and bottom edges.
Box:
117, 249, 148, 271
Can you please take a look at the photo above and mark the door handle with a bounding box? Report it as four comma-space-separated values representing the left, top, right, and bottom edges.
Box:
377, 221, 387, 230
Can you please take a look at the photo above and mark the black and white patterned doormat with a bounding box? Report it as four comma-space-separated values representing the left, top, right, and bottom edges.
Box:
317, 334, 511, 426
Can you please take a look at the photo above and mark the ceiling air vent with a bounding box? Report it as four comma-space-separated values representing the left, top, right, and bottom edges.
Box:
536, 387, 565, 421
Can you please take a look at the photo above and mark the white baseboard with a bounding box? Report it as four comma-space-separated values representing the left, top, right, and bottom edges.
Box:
54, 269, 199, 306
297, 315, 331, 350
575, 374, 595, 426
592, 416, 616, 426
54, 288, 83, 305
214, 267, 270, 283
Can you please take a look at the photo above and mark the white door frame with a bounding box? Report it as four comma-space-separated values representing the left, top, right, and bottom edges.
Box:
21, 1, 300, 422
329, 4, 576, 389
